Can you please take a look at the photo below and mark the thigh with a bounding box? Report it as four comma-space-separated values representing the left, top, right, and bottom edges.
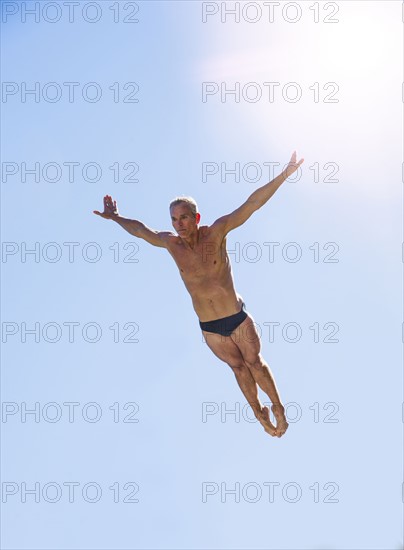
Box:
202, 330, 245, 367
230, 313, 261, 363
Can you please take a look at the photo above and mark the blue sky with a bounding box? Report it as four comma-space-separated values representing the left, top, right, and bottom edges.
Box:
1, 1, 402, 549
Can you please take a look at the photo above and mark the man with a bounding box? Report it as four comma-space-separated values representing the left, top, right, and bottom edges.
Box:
94, 151, 304, 437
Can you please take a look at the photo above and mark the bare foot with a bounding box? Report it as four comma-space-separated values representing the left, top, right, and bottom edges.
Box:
271, 403, 289, 438
258, 406, 278, 437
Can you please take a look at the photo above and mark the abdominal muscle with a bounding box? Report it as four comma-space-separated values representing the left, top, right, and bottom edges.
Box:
181, 269, 243, 322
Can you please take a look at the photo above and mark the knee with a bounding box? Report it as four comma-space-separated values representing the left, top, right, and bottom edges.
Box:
244, 354, 265, 370
228, 360, 248, 371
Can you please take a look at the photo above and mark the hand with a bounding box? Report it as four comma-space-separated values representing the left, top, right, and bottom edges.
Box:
283, 151, 304, 178
93, 195, 119, 219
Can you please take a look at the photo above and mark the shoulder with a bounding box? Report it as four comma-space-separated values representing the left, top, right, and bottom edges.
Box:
158, 231, 179, 248
198, 224, 221, 241
158, 231, 176, 239
203, 219, 227, 242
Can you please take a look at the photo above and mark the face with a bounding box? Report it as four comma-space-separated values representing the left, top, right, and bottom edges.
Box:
170, 203, 200, 238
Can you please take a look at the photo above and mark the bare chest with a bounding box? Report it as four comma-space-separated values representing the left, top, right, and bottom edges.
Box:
168, 236, 227, 280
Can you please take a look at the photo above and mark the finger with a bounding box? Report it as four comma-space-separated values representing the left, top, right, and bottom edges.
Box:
93, 210, 100, 215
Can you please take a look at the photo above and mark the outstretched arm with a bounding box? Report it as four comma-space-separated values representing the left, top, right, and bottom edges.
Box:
93, 195, 173, 248
212, 151, 304, 235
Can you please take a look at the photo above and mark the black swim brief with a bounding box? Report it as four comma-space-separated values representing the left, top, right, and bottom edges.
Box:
199, 302, 248, 337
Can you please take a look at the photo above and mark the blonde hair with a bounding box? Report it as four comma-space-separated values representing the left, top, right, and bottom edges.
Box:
169, 196, 198, 218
